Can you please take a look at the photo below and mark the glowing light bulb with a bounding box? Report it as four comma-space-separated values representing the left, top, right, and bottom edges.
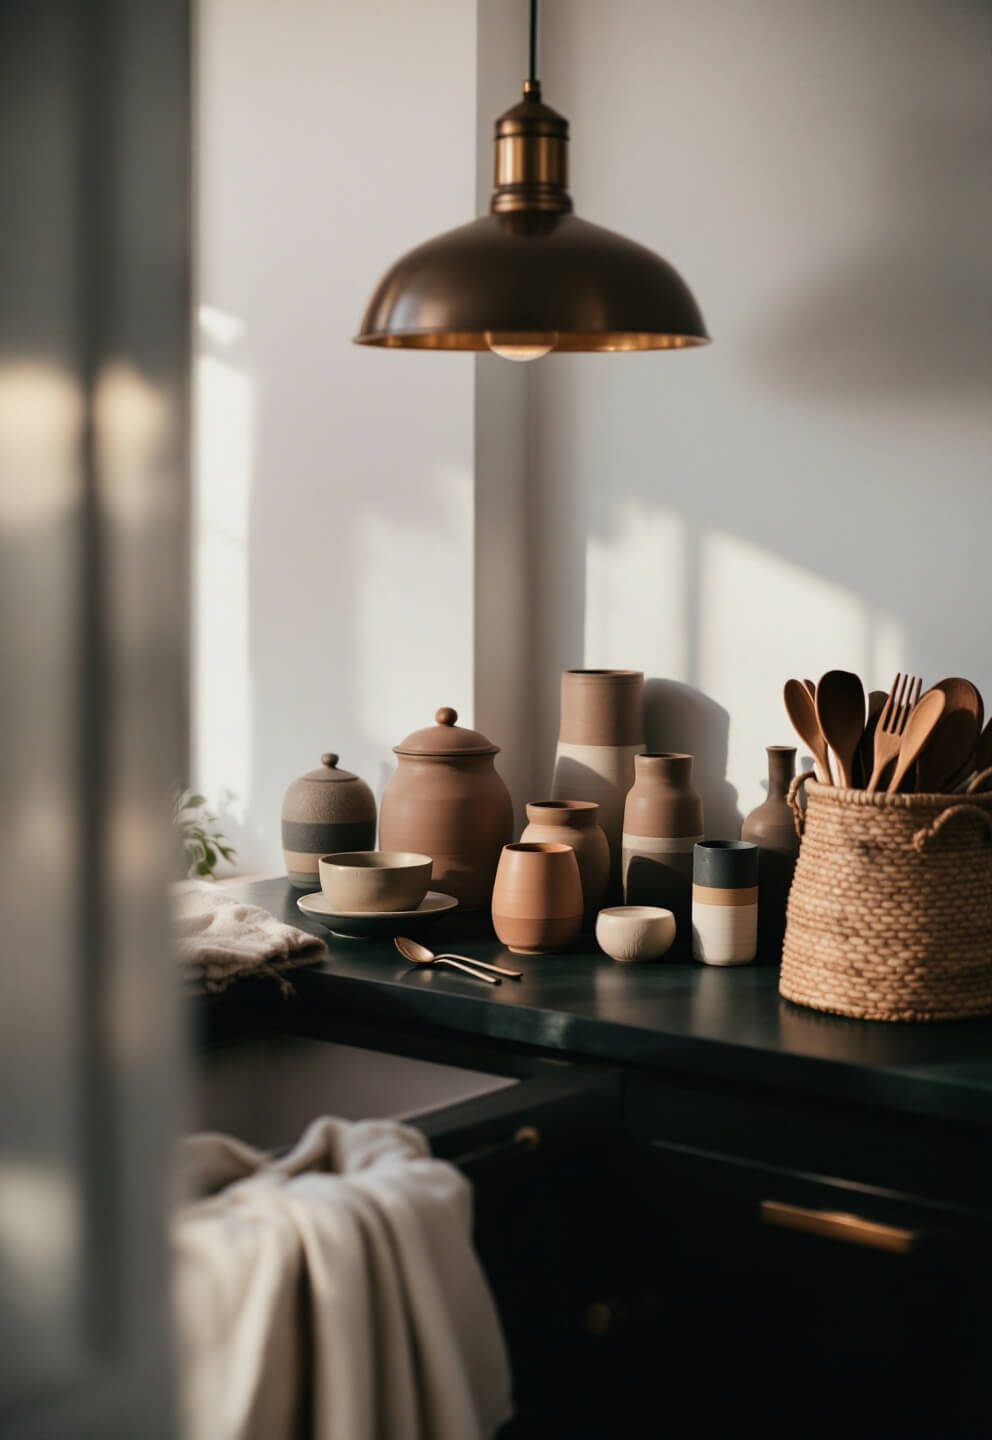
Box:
485, 333, 557, 362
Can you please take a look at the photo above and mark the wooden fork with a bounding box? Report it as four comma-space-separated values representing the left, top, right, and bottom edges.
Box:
866, 673, 923, 793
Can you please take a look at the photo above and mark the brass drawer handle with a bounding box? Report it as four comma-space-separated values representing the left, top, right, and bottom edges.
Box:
760, 1199, 920, 1254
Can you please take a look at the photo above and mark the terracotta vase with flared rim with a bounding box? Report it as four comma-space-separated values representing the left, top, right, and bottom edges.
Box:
491, 842, 584, 955
621, 753, 703, 946
741, 746, 799, 962
521, 800, 610, 923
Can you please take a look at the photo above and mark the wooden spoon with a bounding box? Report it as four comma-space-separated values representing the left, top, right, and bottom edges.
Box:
954, 714, 992, 792
923, 678, 984, 792
855, 690, 887, 788
886, 689, 946, 795
815, 670, 866, 789
784, 678, 833, 784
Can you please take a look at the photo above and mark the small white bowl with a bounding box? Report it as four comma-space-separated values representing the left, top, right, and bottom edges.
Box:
318, 850, 432, 913
595, 905, 676, 963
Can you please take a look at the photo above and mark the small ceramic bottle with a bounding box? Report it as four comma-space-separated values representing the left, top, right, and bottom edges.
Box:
741, 746, 800, 961
281, 753, 376, 889
622, 753, 703, 942
520, 800, 610, 923
692, 840, 759, 966
550, 670, 645, 891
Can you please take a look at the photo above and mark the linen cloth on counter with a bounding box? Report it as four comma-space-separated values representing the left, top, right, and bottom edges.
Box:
173, 1115, 514, 1440
173, 880, 327, 993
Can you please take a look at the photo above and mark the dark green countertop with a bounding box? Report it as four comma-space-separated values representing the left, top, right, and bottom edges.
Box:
228, 878, 992, 1130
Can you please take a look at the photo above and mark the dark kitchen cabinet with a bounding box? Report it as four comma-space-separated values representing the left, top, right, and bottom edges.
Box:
621, 1073, 992, 1439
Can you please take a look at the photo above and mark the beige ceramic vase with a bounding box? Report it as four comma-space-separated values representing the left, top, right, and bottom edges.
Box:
281, 753, 376, 889
622, 753, 703, 943
741, 745, 799, 961
550, 669, 645, 890
520, 800, 609, 924
379, 707, 514, 910
491, 842, 583, 954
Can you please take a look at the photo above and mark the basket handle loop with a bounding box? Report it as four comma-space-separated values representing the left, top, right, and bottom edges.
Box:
912, 804, 992, 853
965, 767, 992, 796
787, 770, 816, 839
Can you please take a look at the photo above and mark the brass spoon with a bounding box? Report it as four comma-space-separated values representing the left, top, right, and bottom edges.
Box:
394, 936, 522, 982
886, 689, 946, 795
784, 678, 833, 784
815, 670, 866, 789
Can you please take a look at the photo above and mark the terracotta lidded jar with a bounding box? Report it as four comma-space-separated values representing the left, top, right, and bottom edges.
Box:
550, 669, 645, 888
281, 753, 376, 889
491, 842, 583, 955
741, 745, 800, 961
520, 801, 610, 923
622, 753, 703, 940
379, 707, 514, 910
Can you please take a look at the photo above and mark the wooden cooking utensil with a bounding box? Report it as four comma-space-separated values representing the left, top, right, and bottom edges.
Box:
855, 690, 887, 788
954, 715, 992, 792
803, 679, 816, 699
784, 678, 833, 784
886, 689, 945, 795
923, 678, 984, 793
815, 670, 866, 790
866, 673, 922, 793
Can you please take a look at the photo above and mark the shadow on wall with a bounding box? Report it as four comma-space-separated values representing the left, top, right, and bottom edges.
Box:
644, 679, 742, 840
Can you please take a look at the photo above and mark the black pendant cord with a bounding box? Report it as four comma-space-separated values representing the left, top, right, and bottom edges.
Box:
529, 0, 538, 82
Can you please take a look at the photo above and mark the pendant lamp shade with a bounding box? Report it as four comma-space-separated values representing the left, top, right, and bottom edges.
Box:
355, 210, 708, 353
355, 19, 709, 358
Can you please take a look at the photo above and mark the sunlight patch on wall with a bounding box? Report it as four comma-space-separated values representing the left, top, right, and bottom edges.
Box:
193, 352, 254, 821
700, 531, 870, 815
584, 501, 688, 675
354, 464, 474, 761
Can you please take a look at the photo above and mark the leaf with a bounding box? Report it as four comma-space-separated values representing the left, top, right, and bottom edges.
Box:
187, 794, 207, 810
196, 860, 210, 876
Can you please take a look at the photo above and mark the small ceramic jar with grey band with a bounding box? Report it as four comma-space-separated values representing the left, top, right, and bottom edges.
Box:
692, 840, 759, 965
281, 753, 377, 889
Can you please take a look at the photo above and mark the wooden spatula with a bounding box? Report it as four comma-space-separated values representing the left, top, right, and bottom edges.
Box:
886, 688, 945, 795
815, 670, 866, 789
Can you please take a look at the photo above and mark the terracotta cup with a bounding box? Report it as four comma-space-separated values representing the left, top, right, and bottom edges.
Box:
491, 842, 583, 955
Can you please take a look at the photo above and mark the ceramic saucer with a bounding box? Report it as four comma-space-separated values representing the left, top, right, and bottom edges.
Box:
296, 889, 458, 939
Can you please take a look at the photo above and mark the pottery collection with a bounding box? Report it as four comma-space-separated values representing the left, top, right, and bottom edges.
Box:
520, 800, 610, 922
491, 842, 583, 954
318, 850, 432, 913
378, 707, 514, 911
595, 905, 676, 963
281, 753, 377, 888
550, 669, 645, 889
691, 840, 759, 966
741, 745, 800, 959
622, 753, 703, 944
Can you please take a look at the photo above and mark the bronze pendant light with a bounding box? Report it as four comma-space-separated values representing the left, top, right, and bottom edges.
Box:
354, 0, 709, 359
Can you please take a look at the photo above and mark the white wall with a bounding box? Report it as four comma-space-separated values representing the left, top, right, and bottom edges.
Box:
523, 0, 992, 835
196, 0, 992, 871
194, 0, 478, 872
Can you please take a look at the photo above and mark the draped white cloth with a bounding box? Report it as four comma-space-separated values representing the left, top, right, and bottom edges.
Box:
174, 1116, 513, 1440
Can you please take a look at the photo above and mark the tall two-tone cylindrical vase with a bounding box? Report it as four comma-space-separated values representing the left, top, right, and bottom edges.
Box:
622, 753, 703, 945
550, 669, 644, 891
692, 841, 759, 966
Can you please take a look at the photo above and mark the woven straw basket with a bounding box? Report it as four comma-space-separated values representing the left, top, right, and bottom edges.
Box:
779, 772, 992, 1022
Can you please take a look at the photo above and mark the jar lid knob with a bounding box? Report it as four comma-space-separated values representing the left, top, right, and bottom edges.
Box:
435, 707, 458, 727
321, 753, 339, 768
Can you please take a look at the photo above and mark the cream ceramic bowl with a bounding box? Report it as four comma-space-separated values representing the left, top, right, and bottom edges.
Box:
318, 851, 433, 913
595, 905, 676, 963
